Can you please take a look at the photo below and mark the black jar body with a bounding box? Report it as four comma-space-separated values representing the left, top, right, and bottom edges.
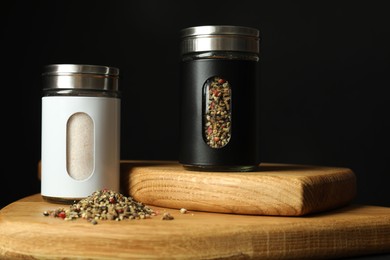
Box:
180, 57, 260, 171
179, 25, 261, 172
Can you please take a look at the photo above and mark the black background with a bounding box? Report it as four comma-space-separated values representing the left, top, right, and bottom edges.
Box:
2, 1, 389, 212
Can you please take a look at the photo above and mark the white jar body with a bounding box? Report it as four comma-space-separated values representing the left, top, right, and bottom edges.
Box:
41, 96, 120, 200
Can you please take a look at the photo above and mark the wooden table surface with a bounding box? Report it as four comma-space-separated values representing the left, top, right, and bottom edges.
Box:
1, 193, 390, 259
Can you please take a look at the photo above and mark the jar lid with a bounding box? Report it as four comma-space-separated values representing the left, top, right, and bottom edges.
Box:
43, 64, 119, 76
42, 64, 119, 91
180, 25, 260, 55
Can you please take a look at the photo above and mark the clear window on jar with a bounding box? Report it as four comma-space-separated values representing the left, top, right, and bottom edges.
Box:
202, 76, 232, 149
66, 112, 94, 180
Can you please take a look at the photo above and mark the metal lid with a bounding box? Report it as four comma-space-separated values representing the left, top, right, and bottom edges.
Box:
180, 25, 260, 55
42, 64, 119, 91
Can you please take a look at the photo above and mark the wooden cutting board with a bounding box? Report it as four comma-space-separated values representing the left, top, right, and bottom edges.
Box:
122, 161, 357, 216
1, 194, 390, 259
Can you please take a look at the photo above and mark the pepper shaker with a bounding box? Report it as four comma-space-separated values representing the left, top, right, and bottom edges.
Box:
179, 25, 261, 171
41, 64, 121, 203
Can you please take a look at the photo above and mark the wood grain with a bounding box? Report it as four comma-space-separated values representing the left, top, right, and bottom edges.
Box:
122, 161, 357, 216
1, 194, 390, 259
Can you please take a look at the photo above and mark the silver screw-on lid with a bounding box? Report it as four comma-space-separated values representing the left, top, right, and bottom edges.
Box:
180, 25, 260, 55
42, 64, 119, 91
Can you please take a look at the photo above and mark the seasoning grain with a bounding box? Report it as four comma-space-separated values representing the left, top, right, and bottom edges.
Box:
162, 212, 174, 220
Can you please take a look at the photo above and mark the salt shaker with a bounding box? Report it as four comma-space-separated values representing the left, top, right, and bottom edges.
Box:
41, 64, 121, 203
179, 25, 261, 171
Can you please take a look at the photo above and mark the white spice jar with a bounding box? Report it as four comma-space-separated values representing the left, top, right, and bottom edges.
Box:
41, 64, 121, 203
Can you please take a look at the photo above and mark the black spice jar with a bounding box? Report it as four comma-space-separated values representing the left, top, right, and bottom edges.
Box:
179, 25, 261, 172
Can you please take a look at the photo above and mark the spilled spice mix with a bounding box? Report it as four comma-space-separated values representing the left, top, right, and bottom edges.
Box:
43, 189, 156, 224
